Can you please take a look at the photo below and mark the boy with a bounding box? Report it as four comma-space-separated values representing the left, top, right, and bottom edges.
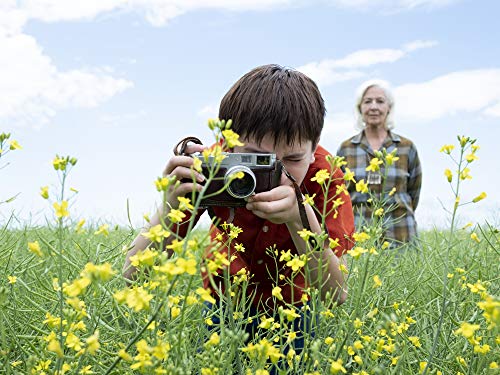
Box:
123, 64, 354, 353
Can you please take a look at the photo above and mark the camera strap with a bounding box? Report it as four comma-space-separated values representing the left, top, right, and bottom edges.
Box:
282, 166, 318, 249
173, 136, 204, 156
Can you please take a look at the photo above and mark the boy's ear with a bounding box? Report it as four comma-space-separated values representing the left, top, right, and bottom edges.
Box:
310, 140, 319, 164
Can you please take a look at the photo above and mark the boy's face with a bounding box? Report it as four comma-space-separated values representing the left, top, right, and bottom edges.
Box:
233, 136, 317, 187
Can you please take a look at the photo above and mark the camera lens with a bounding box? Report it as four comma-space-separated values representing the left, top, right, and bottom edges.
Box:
224, 166, 256, 199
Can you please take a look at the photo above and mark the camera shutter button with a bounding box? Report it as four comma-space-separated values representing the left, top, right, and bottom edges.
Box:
262, 225, 269, 233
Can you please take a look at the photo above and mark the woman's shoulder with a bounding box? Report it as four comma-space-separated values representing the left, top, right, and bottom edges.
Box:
391, 132, 417, 148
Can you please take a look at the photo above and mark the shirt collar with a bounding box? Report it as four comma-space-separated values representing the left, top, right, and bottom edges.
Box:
351, 130, 401, 145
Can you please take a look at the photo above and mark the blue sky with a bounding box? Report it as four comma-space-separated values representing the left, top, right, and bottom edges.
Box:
1, 0, 498, 230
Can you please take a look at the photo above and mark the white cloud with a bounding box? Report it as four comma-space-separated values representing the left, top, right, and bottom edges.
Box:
7, 0, 458, 29
198, 104, 219, 119
329, 0, 459, 12
0, 31, 132, 127
297, 40, 437, 87
395, 69, 500, 121
0, 2, 134, 128
8, 0, 294, 27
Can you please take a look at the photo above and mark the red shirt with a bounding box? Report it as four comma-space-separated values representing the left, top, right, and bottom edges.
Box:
195, 145, 355, 306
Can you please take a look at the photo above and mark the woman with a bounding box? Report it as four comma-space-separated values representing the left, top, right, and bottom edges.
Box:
337, 79, 422, 244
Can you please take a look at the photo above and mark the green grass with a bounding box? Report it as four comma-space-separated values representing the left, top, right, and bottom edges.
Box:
0, 224, 498, 374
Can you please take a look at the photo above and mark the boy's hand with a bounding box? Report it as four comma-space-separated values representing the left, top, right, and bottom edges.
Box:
162, 143, 206, 208
245, 185, 300, 225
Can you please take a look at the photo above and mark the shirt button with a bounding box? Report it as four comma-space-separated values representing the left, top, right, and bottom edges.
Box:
257, 259, 264, 264
262, 225, 269, 233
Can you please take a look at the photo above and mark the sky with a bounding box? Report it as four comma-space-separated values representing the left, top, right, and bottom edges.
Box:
1, 0, 499, 230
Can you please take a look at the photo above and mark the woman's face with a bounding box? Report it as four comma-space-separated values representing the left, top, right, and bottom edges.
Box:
360, 86, 391, 129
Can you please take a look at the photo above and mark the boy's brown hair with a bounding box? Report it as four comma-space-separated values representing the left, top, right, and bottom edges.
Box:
219, 64, 326, 148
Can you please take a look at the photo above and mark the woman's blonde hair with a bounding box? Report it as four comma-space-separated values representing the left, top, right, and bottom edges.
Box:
354, 79, 395, 131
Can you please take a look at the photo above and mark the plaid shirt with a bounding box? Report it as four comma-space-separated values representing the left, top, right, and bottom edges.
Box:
337, 131, 422, 244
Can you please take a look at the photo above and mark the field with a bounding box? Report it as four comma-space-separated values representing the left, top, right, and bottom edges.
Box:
0, 132, 498, 374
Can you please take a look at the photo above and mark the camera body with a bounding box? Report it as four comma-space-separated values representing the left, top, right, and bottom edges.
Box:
198, 153, 283, 207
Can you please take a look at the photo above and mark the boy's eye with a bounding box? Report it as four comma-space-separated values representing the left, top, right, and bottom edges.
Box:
283, 158, 302, 163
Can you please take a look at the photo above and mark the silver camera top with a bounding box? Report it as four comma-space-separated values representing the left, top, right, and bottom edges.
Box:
202, 153, 277, 168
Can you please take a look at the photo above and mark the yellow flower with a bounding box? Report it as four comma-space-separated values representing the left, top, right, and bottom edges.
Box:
8, 275, 17, 284
63, 277, 91, 297
439, 144, 455, 154
177, 196, 194, 211
374, 208, 384, 216
330, 358, 347, 374
192, 156, 202, 172
28, 241, 43, 257
467, 280, 486, 294
66, 332, 83, 352
141, 224, 170, 243
94, 224, 109, 236
388, 187, 396, 196
454, 322, 480, 339
79, 365, 93, 374
272, 286, 283, 301
465, 153, 478, 162
373, 275, 382, 288
83, 262, 116, 282
221, 129, 244, 148
460, 168, 472, 180
176, 257, 197, 275
297, 228, 314, 241
171, 306, 181, 318
470, 233, 481, 243
85, 330, 100, 355
196, 287, 216, 304
75, 219, 86, 233
474, 344, 490, 354
118, 348, 133, 362
456, 356, 467, 366
459, 136, 469, 147
355, 179, 369, 193
353, 232, 370, 243
444, 168, 453, 183
52, 156, 67, 171
329, 237, 340, 249
9, 140, 22, 150
311, 169, 330, 185
472, 192, 487, 203
366, 158, 382, 172
408, 336, 421, 347
155, 177, 170, 192
419, 362, 427, 374
53, 200, 69, 218
347, 246, 367, 260
287, 255, 306, 272
40, 186, 49, 199
205, 332, 220, 347
385, 152, 399, 165
168, 209, 186, 223
114, 286, 154, 312
343, 167, 355, 182
302, 193, 316, 206
47, 337, 64, 358
490, 362, 499, 369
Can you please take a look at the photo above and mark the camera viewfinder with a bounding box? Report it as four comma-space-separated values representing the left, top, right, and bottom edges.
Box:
256, 155, 271, 166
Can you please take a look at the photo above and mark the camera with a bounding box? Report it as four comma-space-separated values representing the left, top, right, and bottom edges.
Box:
197, 153, 283, 207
